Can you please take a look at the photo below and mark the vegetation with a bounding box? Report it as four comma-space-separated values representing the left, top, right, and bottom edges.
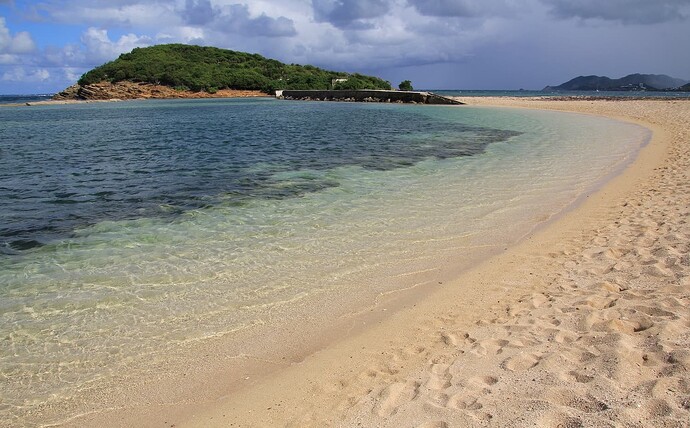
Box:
78, 44, 391, 93
332, 74, 394, 90
398, 80, 413, 91
543, 73, 689, 92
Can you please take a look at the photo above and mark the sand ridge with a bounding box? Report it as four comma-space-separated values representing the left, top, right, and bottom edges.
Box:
175, 98, 689, 428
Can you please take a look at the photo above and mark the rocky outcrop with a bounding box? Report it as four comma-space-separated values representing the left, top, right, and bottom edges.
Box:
52, 81, 268, 101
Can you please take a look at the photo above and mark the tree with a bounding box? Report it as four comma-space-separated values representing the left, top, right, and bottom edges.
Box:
398, 80, 413, 91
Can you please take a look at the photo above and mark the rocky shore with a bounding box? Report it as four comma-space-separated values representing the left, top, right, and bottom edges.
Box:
52, 81, 268, 101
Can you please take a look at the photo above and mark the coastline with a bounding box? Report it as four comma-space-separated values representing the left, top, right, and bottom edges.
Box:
0, 84, 270, 107
178, 98, 689, 427
44, 98, 690, 427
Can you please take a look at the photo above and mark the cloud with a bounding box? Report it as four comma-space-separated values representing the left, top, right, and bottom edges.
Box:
40, 27, 151, 69
407, 0, 477, 17
0, 17, 36, 55
79, 27, 152, 64
312, 0, 391, 28
179, 1, 297, 37
27, 1, 179, 29
183, 0, 216, 26
544, 0, 690, 24
215, 4, 297, 37
407, 0, 523, 18
2, 66, 50, 82
2, 0, 690, 94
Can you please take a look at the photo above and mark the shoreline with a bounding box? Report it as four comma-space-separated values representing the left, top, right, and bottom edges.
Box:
179, 98, 689, 427
0, 86, 270, 107
36, 98, 690, 427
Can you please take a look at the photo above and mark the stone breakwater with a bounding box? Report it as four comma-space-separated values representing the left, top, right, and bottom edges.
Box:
277, 89, 464, 105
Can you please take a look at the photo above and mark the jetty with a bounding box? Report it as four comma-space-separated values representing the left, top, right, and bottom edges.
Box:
276, 89, 463, 105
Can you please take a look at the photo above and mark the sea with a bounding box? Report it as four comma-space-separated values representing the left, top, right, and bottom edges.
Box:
0, 95, 650, 425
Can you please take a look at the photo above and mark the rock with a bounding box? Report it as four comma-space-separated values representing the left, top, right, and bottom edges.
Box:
52, 81, 267, 101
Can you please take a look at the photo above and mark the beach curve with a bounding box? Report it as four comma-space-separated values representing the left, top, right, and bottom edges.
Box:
56, 98, 689, 428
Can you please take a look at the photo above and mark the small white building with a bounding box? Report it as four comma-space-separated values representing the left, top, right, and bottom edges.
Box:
332, 78, 348, 88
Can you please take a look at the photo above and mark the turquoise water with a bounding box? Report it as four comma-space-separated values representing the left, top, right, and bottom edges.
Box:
0, 98, 648, 424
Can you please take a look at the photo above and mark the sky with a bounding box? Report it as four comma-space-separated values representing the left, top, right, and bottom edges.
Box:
1, 0, 689, 94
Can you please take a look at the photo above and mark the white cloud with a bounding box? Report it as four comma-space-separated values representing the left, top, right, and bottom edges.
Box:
63, 67, 82, 82
0, 17, 36, 55
79, 27, 152, 64
0, 53, 19, 64
2, 66, 50, 82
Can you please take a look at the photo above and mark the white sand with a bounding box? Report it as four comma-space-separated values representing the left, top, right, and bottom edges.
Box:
61, 98, 690, 427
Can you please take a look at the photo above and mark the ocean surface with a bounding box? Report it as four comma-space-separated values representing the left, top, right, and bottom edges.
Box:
0, 94, 53, 104
0, 97, 649, 424
432, 89, 690, 98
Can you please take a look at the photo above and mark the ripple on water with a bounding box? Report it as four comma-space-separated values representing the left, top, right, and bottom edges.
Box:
0, 99, 649, 424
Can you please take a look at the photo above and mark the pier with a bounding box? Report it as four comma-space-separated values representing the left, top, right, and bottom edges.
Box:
276, 89, 463, 105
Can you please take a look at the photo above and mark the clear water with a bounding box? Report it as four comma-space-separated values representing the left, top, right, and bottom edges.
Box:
0, 98, 517, 254
0, 98, 648, 425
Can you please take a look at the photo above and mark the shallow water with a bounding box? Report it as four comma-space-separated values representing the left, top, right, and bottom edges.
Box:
0, 99, 648, 424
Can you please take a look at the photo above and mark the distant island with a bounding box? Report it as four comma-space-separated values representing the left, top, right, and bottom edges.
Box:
543, 73, 690, 92
54, 44, 391, 101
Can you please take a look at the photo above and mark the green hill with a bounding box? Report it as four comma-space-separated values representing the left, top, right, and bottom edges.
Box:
543, 73, 688, 92
78, 44, 391, 93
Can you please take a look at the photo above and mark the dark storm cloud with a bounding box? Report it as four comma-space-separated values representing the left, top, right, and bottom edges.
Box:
183, 0, 216, 26
180, 2, 296, 37
312, 0, 391, 28
217, 4, 296, 37
240, 13, 296, 38
545, 0, 690, 24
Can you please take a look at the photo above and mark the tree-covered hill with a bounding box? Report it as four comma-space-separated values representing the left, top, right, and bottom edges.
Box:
77, 44, 391, 93
543, 73, 688, 92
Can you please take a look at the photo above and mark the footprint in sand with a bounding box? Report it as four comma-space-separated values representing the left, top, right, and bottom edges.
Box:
425, 364, 452, 390
467, 375, 499, 387
538, 412, 584, 428
446, 393, 483, 410
563, 370, 594, 384
415, 421, 448, 428
471, 338, 509, 356
501, 352, 541, 372
375, 380, 421, 417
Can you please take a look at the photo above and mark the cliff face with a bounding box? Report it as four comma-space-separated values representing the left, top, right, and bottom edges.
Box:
52, 81, 268, 101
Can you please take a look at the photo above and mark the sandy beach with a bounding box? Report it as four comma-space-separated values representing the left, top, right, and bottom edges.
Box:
171, 98, 689, 428
51, 97, 689, 428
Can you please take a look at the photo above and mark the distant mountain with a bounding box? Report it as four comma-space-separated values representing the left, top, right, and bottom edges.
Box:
543, 74, 689, 92
680, 83, 690, 92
